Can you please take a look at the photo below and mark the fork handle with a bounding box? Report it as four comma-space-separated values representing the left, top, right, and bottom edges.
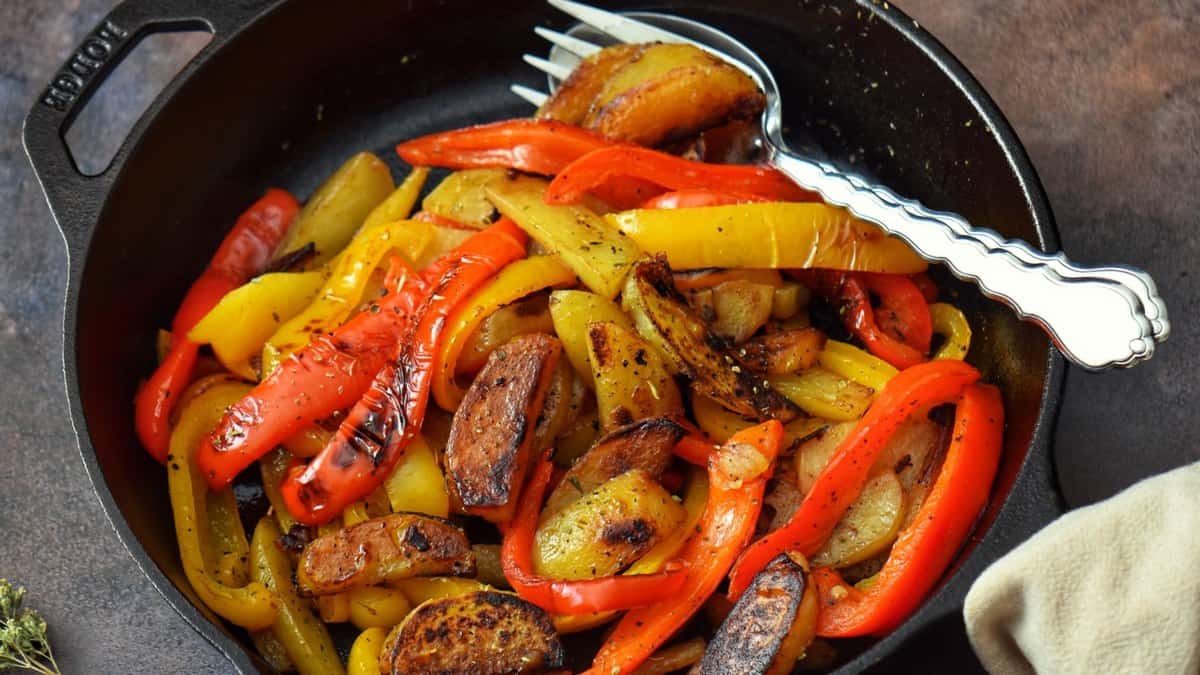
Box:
769, 150, 1162, 371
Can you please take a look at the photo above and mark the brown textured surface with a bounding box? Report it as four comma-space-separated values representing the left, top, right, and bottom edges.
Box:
0, 0, 1195, 672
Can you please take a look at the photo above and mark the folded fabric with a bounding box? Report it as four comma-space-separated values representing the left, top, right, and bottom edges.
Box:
964, 461, 1200, 674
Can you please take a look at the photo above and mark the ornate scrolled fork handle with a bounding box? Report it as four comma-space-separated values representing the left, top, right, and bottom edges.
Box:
512, 0, 1169, 371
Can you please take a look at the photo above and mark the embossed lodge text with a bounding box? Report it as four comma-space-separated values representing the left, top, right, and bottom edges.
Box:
41, 20, 129, 111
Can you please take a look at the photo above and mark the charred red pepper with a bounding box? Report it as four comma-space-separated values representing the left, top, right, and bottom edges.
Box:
501, 452, 688, 615
197, 265, 425, 489
726, 359, 980, 599
799, 271, 933, 370
911, 272, 939, 303
546, 146, 815, 206
395, 119, 609, 176
585, 421, 784, 674
641, 189, 768, 209
279, 219, 528, 525
813, 383, 1004, 636
136, 188, 299, 463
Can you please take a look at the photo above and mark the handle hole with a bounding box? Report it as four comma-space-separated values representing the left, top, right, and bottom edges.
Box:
64, 31, 212, 177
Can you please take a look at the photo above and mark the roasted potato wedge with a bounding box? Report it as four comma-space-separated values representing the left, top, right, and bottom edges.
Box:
457, 293, 555, 375
533, 356, 577, 451
537, 43, 644, 124
771, 281, 812, 320
624, 257, 800, 422
543, 416, 685, 520
794, 422, 856, 497
379, 591, 565, 675
420, 168, 505, 227
698, 553, 818, 675
297, 513, 475, 596
534, 469, 686, 579
811, 471, 905, 568
710, 280, 775, 343
673, 268, 783, 292
486, 174, 641, 299
445, 333, 563, 523
589, 44, 764, 146
588, 320, 684, 429
740, 328, 826, 376
763, 464, 805, 533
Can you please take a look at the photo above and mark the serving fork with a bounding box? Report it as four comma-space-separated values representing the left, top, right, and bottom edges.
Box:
511, 0, 1169, 371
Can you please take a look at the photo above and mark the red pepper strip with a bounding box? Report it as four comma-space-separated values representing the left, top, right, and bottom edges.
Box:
585, 421, 784, 675
799, 271, 931, 370
501, 452, 689, 615
674, 431, 717, 466
640, 189, 769, 209
136, 189, 299, 463
813, 383, 1004, 637
545, 146, 816, 206
726, 360, 980, 599
911, 272, 939, 303
280, 220, 529, 524
395, 119, 609, 176
197, 273, 427, 489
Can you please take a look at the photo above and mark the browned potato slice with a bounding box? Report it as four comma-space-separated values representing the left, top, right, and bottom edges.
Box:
624, 257, 800, 422
698, 553, 818, 675
587, 45, 765, 146
673, 268, 783, 293
588, 320, 684, 430
740, 328, 827, 375
297, 513, 474, 596
533, 469, 686, 579
794, 421, 855, 496
810, 471, 905, 568
710, 280, 775, 343
456, 294, 555, 375
543, 416, 685, 521
445, 334, 563, 523
379, 590, 564, 674
537, 43, 645, 124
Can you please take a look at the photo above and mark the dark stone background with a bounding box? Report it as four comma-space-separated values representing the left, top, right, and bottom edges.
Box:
0, 0, 1194, 672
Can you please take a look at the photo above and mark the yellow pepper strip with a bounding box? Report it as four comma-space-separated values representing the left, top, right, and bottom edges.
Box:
771, 367, 875, 421
168, 382, 279, 631
250, 518, 346, 675
930, 302, 973, 360
384, 434, 450, 517
632, 637, 707, 675
347, 627, 387, 675
420, 168, 505, 228
361, 166, 429, 234
188, 271, 326, 380
348, 586, 413, 629
262, 218, 435, 375
250, 631, 296, 674
606, 203, 928, 273
390, 577, 493, 606
206, 487, 250, 587
261, 448, 298, 534
486, 174, 641, 299
275, 152, 395, 267
555, 466, 709, 635
548, 289, 634, 385
431, 255, 577, 410
818, 339, 899, 392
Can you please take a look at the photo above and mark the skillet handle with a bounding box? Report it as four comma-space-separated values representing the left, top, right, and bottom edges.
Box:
22, 0, 274, 251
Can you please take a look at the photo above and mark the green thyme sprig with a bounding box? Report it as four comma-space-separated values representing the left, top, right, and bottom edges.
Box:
0, 580, 60, 674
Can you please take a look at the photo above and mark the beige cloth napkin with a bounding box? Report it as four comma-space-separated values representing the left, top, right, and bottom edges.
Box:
964, 461, 1200, 675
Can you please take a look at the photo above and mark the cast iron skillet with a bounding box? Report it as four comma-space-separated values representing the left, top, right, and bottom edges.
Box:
24, 0, 1065, 671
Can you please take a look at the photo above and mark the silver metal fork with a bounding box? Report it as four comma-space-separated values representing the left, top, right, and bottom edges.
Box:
511, 0, 1169, 371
